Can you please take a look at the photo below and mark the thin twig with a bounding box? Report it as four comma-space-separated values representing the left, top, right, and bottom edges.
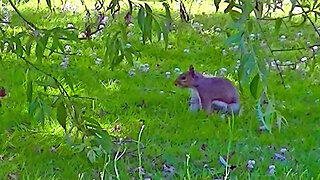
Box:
256, 21, 286, 87
79, 0, 91, 18
19, 56, 77, 123
257, 10, 311, 21
45, 47, 79, 56
271, 44, 320, 53
78, 26, 106, 40
271, 47, 306, 52
296, 0, 320, 38
0, 20, 10, 24
41, 93, 97, 100
8, 0, 37, 30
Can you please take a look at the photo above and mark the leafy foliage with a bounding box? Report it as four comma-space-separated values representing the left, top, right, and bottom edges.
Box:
0, 0, 320, 178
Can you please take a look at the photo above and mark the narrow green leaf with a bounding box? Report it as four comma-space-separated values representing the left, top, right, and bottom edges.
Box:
214, 0, 222, 11
254, 1, 263, 18
229, 10, 241, 21
57, 101, 67, 130
153, 17, 161, 42
224, 0, 235, 13
247, 20, 253, 33
239, 2, 254, 23
145, 3, 152, 13
225, 32, 242, 45
26, 80, 33, 103
57, 39, 65, 53
35, 33, 49, 61
25, 38, 33, 56
45, 0, 52, 10
144, 13, 153, 42
162, 22, 169, 49
49, 37, 58, 55
250, 73, 260, 99
28, 97, 39, 115
15, 38, 23, 57
64, 73, 75, 92
94, 130, 112, 153
87, 149, 96, 164
124, 51, 133, 65
289, 0, 296, 17
35, 108, 44, 124
255, 100, 270, 133
137, 6, 145, 32
293, 14, 307, 27
313, 0, 318, 10
274, 18, 282, 34
162, 2, 172, 21
65, 133, 73, 146
85, 117, 102, 129
35, 42, 43, 61
61, 29, 79, 41
239, 52, 255, 87
128, 0, 133, 14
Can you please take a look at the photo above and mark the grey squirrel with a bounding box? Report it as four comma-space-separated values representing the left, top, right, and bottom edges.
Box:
174, 65, 240, 115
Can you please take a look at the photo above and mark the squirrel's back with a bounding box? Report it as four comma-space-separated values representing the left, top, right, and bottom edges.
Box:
196, 76, 239, 104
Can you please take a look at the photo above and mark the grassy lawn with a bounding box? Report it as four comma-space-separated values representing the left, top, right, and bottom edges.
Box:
0, 0, 320, 179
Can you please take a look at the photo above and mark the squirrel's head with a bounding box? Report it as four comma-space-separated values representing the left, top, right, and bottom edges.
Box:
174, 65, 198, 88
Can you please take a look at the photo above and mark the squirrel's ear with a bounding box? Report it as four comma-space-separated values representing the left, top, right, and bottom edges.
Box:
189, 65, 195, 77
189, 65, 194, 72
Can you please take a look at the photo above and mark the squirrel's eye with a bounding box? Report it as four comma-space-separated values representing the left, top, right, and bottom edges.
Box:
181, 76, 186, 80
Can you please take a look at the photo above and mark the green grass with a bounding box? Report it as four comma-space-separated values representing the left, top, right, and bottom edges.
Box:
1, 0, 320, 179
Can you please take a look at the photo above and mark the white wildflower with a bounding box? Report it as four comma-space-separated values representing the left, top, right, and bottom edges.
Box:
101, 16, 108, 25
260, 41, 267, 47
127, 32, 134, 37
126, 43, 132, 48
222, 49, 227, 56
67, 23, 74, 28
76, 50, 82, 56
279, 35, 286, 42
233, 45, 239, 51
174, 68, 181, 74
312, 46, 318, 52
183, 49, 190, 53
256, 33, 261, 40
219, 67, 227, 76
140, 64, 149, 72
95, 58, 102, 65
215, 27, 221, 32
128, 69, 135, 76
160, 33, 164, 41
280, 148, 288, 154
249, 33, 255, 40
65, 45, 71, 52
267, 165, 276, 176
246, 160, 255, 171
60, 55, 69, 69
165, 71, 171, 79
295, 31, 303, 39
300, 57, 307, 62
